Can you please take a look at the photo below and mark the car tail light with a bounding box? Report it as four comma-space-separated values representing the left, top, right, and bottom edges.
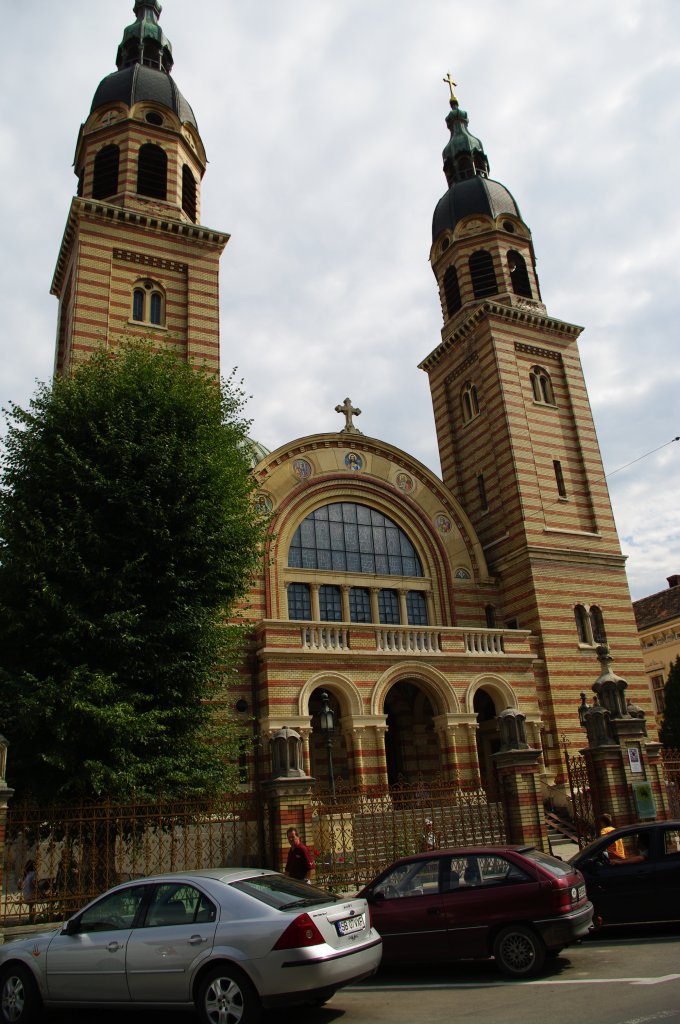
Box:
272, 912, 325, 950
555, 884, 580, 912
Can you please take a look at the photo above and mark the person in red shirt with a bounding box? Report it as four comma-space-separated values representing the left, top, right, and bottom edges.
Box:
285, 828, 315, 882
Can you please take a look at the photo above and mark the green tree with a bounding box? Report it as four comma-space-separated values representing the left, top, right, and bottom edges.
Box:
660, 656, 680, 749
0, 344, 266, 802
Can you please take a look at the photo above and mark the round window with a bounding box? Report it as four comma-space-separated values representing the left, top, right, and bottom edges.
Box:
145, 111, 164, 126
503, 220, 515, 233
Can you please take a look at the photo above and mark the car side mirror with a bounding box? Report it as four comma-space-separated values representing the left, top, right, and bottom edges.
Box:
62, 917, 80, 936
366, 890, 385, 904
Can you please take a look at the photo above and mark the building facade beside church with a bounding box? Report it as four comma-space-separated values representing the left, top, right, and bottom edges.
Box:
51, 2, 655, 808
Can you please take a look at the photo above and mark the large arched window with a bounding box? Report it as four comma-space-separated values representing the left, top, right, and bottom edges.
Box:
182, 164, 197, 222
92, 144, 120, 200
288, 503, 423, 577
507, 250, 532, 298
443, 266, 462, 319
137, 143, 167, 199
469, 249, 498, 298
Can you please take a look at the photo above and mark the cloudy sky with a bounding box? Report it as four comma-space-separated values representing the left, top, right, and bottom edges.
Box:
1, 0, 678, 601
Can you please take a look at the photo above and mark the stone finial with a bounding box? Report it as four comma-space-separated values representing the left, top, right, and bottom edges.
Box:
496, 707, 529, 751
270, 726, 307, 780
335, 397, 363, 434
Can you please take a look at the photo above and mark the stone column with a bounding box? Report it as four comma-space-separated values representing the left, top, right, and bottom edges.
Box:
369, 587, 380, 624
340, 585, 351, 623
260, 777, 316, 873
493, 708, 549, 851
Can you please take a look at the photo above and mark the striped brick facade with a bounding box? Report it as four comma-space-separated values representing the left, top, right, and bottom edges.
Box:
52, 85, 228, 379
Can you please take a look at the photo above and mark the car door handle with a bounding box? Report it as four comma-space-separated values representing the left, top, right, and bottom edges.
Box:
426, 907, 443, 916
188, 934, 208, 945
107, 941, 122, 953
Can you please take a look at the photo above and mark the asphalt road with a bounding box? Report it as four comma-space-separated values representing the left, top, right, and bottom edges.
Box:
40, 924, 680, 1024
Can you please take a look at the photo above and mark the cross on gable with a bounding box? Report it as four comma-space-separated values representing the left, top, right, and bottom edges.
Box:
335, 397, 363, 434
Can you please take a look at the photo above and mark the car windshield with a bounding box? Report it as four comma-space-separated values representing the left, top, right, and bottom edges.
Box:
231, 873, 337, 909
521, 848, 574, 877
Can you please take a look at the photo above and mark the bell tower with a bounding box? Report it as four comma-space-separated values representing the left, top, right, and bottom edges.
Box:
51, 1, 228, 378
420, 79, 650, 758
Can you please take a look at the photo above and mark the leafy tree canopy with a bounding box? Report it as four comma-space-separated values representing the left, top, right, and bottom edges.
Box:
660, 655, 680, 749
0, 343, 266, 802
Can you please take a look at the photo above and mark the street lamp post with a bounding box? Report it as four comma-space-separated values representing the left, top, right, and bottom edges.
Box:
318, 691, 336, 800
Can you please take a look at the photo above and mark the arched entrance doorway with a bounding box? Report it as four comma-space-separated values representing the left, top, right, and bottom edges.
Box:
308, 687, 350, 789
474, 688, 501, 798
383, 681, 441, 785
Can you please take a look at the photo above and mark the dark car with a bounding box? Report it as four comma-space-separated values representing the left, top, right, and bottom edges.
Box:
358, 845, 593, 978
569, 820, 680, 927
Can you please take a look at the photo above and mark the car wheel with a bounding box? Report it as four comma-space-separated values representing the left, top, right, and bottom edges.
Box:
196, 964, 261, 1024
0, 964, 42, 1024
493, 925, 546, 978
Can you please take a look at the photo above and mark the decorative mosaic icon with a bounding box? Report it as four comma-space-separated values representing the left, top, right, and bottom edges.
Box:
454, 567, 471, 579
255, 494, 273, 514
435, 513, 452, 533
396, 472, 414, 493
292, 458, 312, 480
344, 452, 363, 472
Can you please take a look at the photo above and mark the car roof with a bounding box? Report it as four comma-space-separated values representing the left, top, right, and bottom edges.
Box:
388, 845, 536, 864
119, 867, 278, 886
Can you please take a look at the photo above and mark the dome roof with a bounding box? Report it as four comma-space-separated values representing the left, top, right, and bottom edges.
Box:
240, 437, 271, 469
432, 176, 522, 242
91, 64, 198, 130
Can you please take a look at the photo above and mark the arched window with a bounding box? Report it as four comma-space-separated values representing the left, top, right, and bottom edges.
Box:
92, 144, 120, 200
137, 143, 167, 199
507, 250, 532, 298
288, 583, 311, 620
406, 591, 428, 626
319, 585, 342, 621
574, 605, 590, 644
461, 381, 480, 423
131, 280, 165, 326
590, 606, 607, 644
485, 604, 496, 628
378, 589, 400, 624
349, 587, 371, 623
288, 503, 423, 577
182, 165, 197, 222
443, 266, 462, 318
469, 250, 498, 298
530, 365, 556, 405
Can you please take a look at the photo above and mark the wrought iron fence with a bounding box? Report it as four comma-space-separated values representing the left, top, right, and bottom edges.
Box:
1, 794, 266, 926
661, 747, 680, 818
310, 776, 507, 891
563, 746, 596, 848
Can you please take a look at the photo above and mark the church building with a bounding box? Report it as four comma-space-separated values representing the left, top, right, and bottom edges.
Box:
52, 1, 653, 807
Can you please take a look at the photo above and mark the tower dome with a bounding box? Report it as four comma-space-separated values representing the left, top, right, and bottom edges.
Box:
432, 78, 522, 241
90, 1, 198, 129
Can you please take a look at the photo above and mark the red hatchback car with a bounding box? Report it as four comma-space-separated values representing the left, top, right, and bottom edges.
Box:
359, 845, 593, 977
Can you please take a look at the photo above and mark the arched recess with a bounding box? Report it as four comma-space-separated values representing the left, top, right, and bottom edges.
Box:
372, 664, 459, 718
464, 675, 519, 800
298, 672, 363, 718
373, 666, 458, 786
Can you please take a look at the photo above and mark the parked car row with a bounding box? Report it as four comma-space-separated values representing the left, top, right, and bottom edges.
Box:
1, 820, 678, 1023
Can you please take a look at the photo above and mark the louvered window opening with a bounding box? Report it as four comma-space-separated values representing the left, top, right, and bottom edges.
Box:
137, 144, 168, 200
469, 250, 498, 298
444, 266, 462, 318
508, 250, 532, 298
182, 165, 197, 222
92, 144, 120, 200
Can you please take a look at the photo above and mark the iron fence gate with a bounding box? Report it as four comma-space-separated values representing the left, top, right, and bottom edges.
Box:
311, 777, 507, 891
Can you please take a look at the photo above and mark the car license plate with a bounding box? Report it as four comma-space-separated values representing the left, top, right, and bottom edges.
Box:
336, 913, 365, 936
578, 885, 586, 901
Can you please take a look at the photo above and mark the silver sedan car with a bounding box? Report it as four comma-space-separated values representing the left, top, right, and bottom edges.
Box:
0, 868, 382, 1024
